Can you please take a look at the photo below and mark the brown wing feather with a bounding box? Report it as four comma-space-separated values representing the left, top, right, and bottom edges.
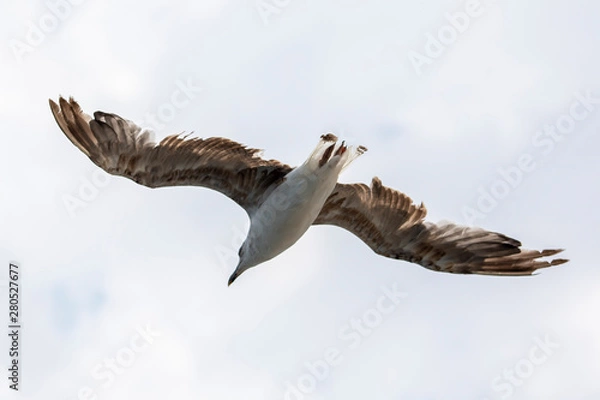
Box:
50, 96, 292, 214
313, 177, 568, 275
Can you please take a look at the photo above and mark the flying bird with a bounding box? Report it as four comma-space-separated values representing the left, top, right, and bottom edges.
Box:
49, 97, 568, 285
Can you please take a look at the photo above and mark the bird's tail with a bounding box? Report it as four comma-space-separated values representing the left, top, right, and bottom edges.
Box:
305, 133, 367, 172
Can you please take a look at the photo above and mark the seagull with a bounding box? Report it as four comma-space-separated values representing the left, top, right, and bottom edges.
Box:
49, 97, 567, 285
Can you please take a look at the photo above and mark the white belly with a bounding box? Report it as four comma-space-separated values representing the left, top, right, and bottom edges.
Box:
244, 163, 339, 264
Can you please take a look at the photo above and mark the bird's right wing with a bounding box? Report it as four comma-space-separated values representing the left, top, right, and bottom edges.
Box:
313, 177, 568, 275
50, 97, 293, 215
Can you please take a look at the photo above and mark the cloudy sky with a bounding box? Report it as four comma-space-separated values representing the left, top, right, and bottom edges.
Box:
1, 0, 599, 399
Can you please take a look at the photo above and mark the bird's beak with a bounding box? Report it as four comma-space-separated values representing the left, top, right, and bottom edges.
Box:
228, 271, 239, 286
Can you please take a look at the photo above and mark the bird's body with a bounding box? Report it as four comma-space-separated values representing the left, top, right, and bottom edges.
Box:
234, 134, 365, 283
49, 96, 568, 285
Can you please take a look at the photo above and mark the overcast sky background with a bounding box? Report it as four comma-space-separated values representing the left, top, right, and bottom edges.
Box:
1, 0, 599, 399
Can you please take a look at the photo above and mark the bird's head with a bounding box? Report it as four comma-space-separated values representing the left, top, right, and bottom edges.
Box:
228, 242, 257, 286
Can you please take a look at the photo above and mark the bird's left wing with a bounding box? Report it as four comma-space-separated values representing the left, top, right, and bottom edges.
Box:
313, 177, 568, 275
50, 97, 292, 215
